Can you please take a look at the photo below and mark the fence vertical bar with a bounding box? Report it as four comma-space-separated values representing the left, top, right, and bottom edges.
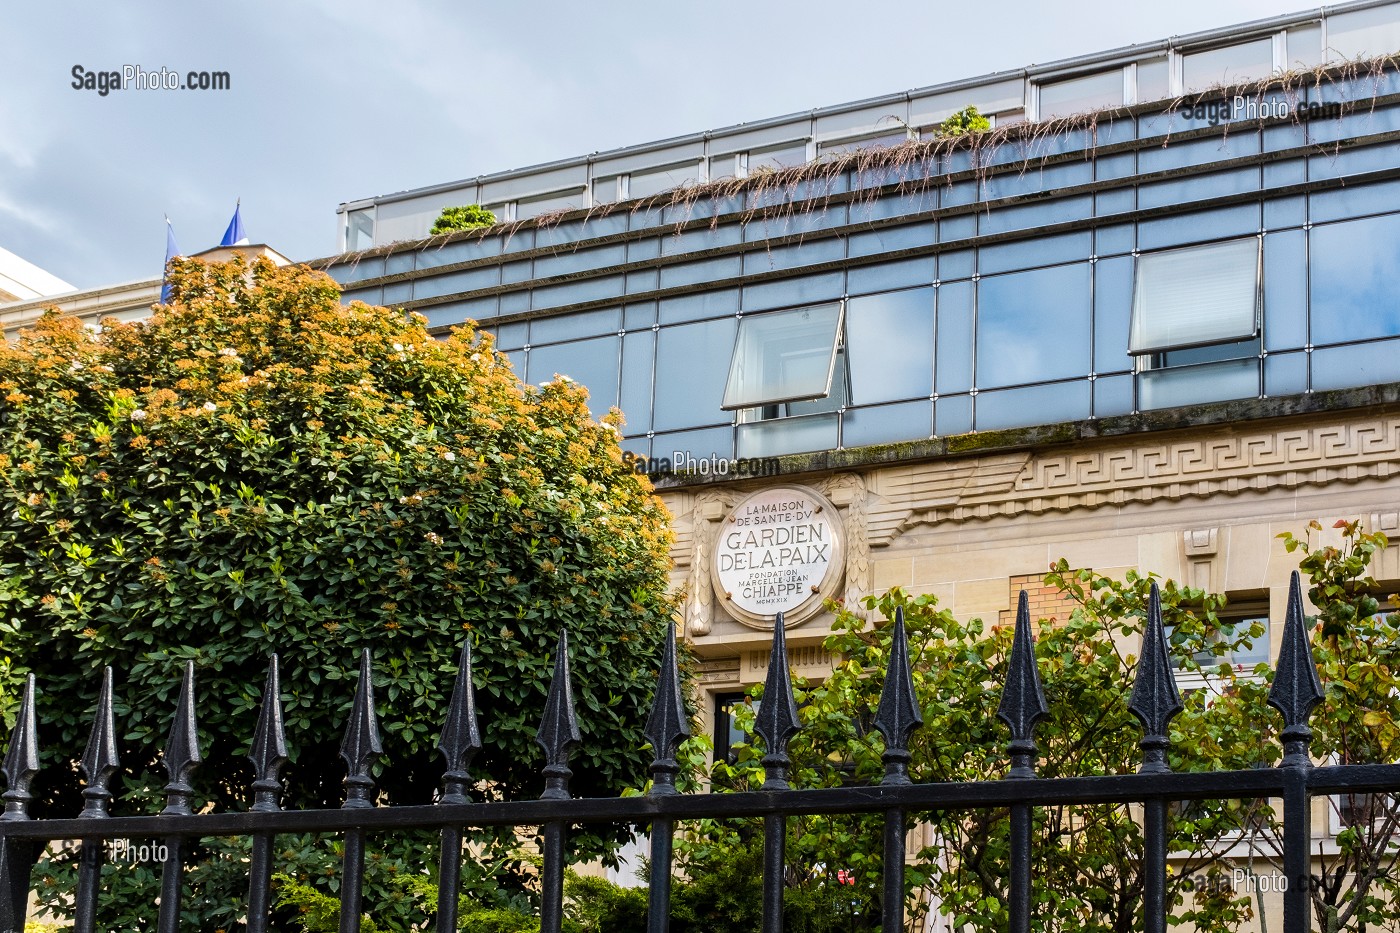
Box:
74, 667, 119, 933
873, 608, 924, 933
1267, 572, 1324, 933
339, 650, 383, 933
755, 614, 802, 933
1128, 584, 1183, 933
996, 592, 1048, 933
644, 622, 691, 933
156, 662, 201, 933
246, 656, 288, 933
537, 630, 580, 933
436, 643, 482, 933
0, 675, 39, 933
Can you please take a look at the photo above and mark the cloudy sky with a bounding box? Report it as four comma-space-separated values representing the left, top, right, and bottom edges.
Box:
5, 0, 1301, 291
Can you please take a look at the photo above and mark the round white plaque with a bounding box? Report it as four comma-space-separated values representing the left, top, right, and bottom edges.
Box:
711, 485, 844, 629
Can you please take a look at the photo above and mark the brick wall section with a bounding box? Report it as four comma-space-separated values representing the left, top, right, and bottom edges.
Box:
998, 571, 1084, 628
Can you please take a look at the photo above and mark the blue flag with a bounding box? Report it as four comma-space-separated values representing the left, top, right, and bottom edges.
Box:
220, 199, 248, 247
161, 217, 180, 304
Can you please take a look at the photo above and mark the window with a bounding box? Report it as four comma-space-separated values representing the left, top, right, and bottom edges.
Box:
1165, 593, 1270, 674
1131, 238, 1262, 410
346, 208, 374, 251
713, 692, 748, 765
722, 303, 845, 411
1038, 68, 1124, 120
1182, 39, 1275, 92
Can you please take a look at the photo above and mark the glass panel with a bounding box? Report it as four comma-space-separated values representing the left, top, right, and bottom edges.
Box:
525, 336, 620, 418
1286, 23, 1323, 70
413, 266, 501, 301
423, 299, 495, 328
723, 304, 844, 409
347, 209, 375, 251
847, 287, 935, 405
1138, 205, 1259, 251
626, 269, 659, 294
1139, 134, 1260, 174
936, 281, 974, 394
818, 132, 910, 157
842, 400, 931, 448
979, 196, 1093, 236
1139, 358, 1258, 410
745, 239, 845, 275
517, 189, 586, 220
1094, 256, 1134, 374
709, 154, 738, 181
935, 394, 972, 436
1310, 178, 1400, 225
1096, 223, 1134, 257
1264, 351, 1308, 397
1310, 213, 1400, 345
1130, 238, 1260, 353
386, 252, 414, 276
1263, 194, 1305, 230
977, 264, 1092, 389
592, 176, 619, 204
653, 318, 737, 431
1138, 168, 1259, 211
624, 302, 656, 330
502, 261, 533, 285
1263, 231, 1307, 351
530, 307, 622, 345
976, 381, 1091, 431
1038, 68, 1123, 119
416, 238, 496, 269
736, 413, 837, 458
654, 425, 735, 464
618, 331, 655, 434
329, 257, 385, 285
494, 321, 528, 351
1094, 374, 1134, 417
382, 282, 411, 305
938, 249, 974, 281
630, 162, 701, 199
748, 143, 809, 173
1137, 57, 1170, 103
500, 289, 530, 314
532, 275, 625, 311
661, 224, 742, 257
1182, 39, 1275, 92
1326, 5, 1400, 60
661, 256, 741, 289
535, 244, 626, 278
847, 222, 936, 258
847, 258, 934, 295
1311, 338, 1400, 391
659, 288, 739, 325
742, 272, 844, 312
978, 232, 1090, 276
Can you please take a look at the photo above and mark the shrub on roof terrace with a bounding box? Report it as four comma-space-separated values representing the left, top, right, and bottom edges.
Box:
430, 203, 498, 235
935, 105, 990, 138
0, 255, 676, 931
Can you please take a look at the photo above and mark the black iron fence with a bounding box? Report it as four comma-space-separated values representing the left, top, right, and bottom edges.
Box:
1, 571, 1399, 933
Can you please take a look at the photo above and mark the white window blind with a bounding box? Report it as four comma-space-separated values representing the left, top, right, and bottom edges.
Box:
722, 303, 844, 410
1129, 238, 1259, 355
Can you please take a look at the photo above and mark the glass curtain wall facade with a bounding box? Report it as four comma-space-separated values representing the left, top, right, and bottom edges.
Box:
324, 69, 1400, 465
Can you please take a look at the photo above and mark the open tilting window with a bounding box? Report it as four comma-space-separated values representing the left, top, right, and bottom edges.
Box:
723, 303, 847, 458
1131, 237, 1262, 410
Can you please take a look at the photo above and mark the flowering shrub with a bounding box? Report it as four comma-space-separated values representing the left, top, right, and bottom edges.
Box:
0, 256, 675, 927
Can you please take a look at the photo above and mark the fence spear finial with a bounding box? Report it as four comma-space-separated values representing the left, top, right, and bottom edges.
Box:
438, 641, 482, 806
1268, 571, 1324, 767
997, 591, 1048, 779
874, 607, 923, 786
536, 629, 581, 801
644, 621, 691, 796
161, 660, 202, 816
248, 655, 287, 813
1128, 582, 1183, 774
340, 650, 383, 809
1, 674, 38, 821
755, 613, 802, 791
79, 667, 119, 818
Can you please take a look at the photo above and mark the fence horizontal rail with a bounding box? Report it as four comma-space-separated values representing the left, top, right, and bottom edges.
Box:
3, 761, 1400, 843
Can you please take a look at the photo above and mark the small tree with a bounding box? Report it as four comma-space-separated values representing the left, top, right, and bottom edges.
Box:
430, 204, 497, 235
0, 255, 675, 930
